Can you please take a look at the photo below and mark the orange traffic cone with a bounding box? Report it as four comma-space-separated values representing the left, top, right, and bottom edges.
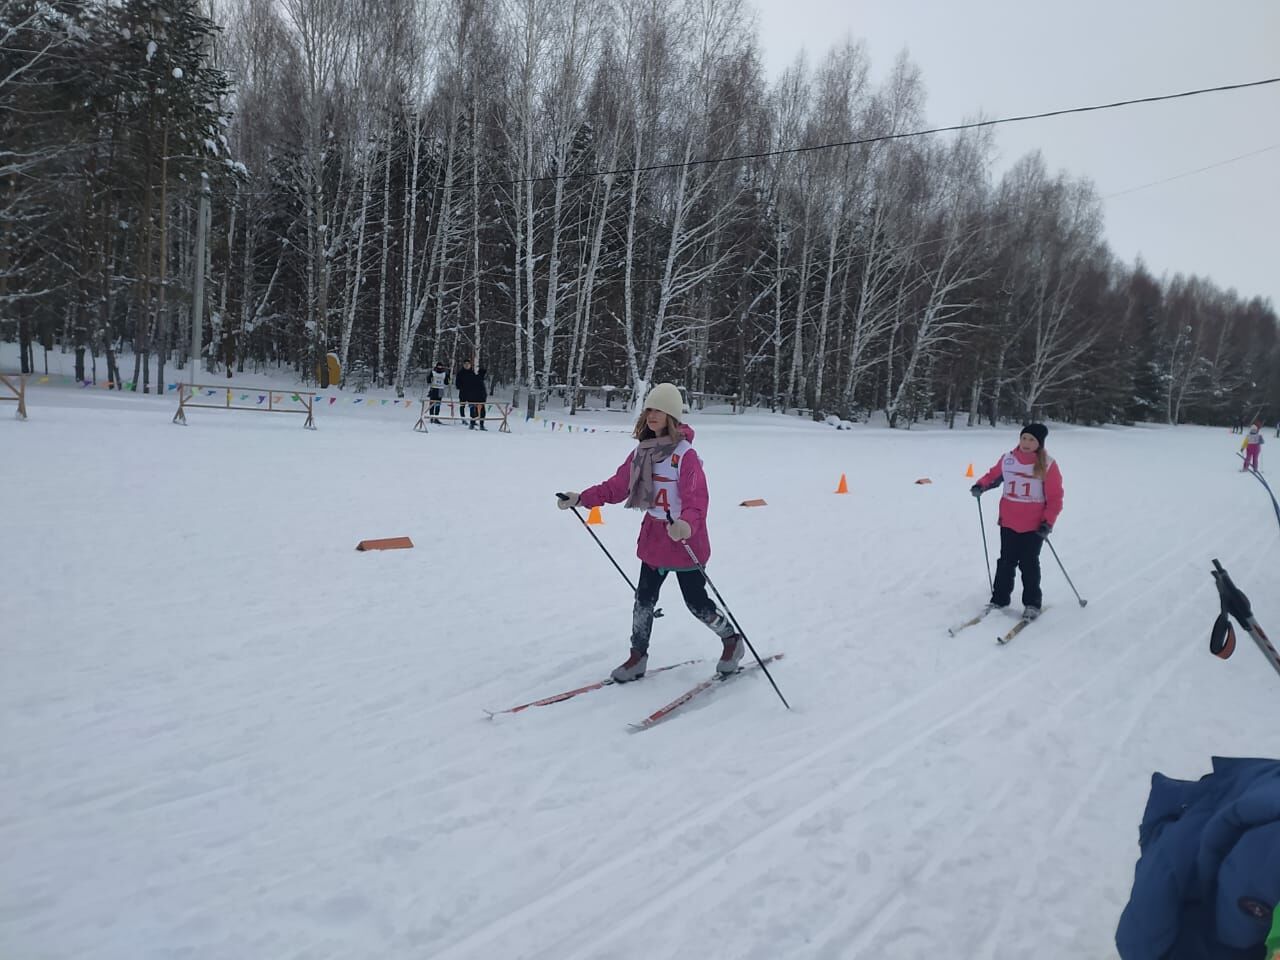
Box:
965, 463, 974, 478
835, 473, 849, 494
586, 506, 604, 525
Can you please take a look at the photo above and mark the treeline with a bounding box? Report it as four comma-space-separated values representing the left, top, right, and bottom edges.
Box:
3, 0, 1276, 425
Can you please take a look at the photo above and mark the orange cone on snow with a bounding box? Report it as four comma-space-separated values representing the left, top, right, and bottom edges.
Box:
835, 473, 849, 495
965, 463, 975, 478
586, 506, 604, 525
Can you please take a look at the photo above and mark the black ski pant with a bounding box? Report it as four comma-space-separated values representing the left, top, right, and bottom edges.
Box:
990, 526, 1044, 609
630, 562, 734, 654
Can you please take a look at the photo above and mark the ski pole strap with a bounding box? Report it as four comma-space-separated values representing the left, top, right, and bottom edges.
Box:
1212, 559, 1254, 623
1210, 559, 1280, 681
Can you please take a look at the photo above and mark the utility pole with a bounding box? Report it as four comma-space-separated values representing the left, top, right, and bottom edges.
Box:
190, 173, 210, 383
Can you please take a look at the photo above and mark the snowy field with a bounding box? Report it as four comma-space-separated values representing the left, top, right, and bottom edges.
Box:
2, 365, 1278, 960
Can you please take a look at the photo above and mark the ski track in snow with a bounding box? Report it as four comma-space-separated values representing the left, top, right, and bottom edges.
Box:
429, 509, 1261, 960
3, 385, 1279, 960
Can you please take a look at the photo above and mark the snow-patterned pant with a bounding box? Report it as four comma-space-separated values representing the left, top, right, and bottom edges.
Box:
630, 562, 734, 654
991, 526, 1045, 609
1243, 445, 1261, 471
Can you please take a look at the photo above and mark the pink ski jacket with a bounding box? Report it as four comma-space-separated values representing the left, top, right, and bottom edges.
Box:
578, 423, 712, 569
977, 447, 1064, 534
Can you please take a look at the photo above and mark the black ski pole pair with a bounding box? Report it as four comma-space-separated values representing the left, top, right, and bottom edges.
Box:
972, 492, 1088, 606
1209, 559, 1280, 681
556, 492, 789, 710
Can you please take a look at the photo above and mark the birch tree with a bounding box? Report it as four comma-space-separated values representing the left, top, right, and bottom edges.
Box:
279, 0, 352, 371
884, 130, 991, 427
623, 0, 749, 401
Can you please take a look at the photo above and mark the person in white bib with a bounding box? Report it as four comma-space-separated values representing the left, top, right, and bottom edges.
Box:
557, 383, 743, 681
971, 423, 1065, 620
1242, 422, 1264, 472
427, 361, 449, 424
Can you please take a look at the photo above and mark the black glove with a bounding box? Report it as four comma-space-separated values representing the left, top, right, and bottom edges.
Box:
1037, 521, 1053, 538
970, 484, 984, 498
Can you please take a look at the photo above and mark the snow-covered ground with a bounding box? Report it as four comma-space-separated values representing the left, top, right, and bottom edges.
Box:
2, 360, 1277, 960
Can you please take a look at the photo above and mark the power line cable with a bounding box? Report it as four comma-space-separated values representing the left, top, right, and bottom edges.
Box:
485, 76, 1280, 188
224, 75, 1280, 196
1103, 143, 1280, 199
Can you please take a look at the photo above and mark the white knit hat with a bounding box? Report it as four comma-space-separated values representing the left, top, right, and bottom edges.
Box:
643, 383, 684, 421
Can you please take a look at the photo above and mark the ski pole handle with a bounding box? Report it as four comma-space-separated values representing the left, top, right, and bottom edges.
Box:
663, 508, 695, 543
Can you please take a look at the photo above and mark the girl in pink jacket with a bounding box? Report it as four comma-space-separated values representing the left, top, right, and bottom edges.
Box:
557, 383, 743, 682
970, 423, 1065, 619
1242, 422, 1264, 472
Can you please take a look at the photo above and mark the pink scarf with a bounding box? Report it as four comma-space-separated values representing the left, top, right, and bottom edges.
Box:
625, 436, 679, 510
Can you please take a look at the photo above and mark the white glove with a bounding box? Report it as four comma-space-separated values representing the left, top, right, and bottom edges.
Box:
557, 492, 580, 510
666, 518, 692, 541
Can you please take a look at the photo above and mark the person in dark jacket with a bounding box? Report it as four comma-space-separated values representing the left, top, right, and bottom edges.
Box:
455, 358, 488, 430
1116, 756, 1280, 960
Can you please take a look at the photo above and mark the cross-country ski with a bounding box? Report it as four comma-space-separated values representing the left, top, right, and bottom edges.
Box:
628, 654, 786, 732
484, 658, 705, 717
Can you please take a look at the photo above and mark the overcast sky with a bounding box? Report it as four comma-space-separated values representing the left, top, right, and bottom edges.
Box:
750, 0, 1279, 307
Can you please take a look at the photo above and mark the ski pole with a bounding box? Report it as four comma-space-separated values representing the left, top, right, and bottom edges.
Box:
1043, 536, 1088, 607
557, 493, 662, 617
665, 509, 790, 710
1237, 452, 1280, 533
976, 495, 992, 592
1210, 559, 1280, 681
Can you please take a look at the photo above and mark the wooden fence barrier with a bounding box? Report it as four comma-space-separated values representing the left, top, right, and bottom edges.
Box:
0, 372, 27, 420
414, 398, 511, 433
173, 383, 316, 428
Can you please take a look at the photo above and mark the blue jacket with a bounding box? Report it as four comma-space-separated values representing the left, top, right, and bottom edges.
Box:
1116, 757, 1280, 959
